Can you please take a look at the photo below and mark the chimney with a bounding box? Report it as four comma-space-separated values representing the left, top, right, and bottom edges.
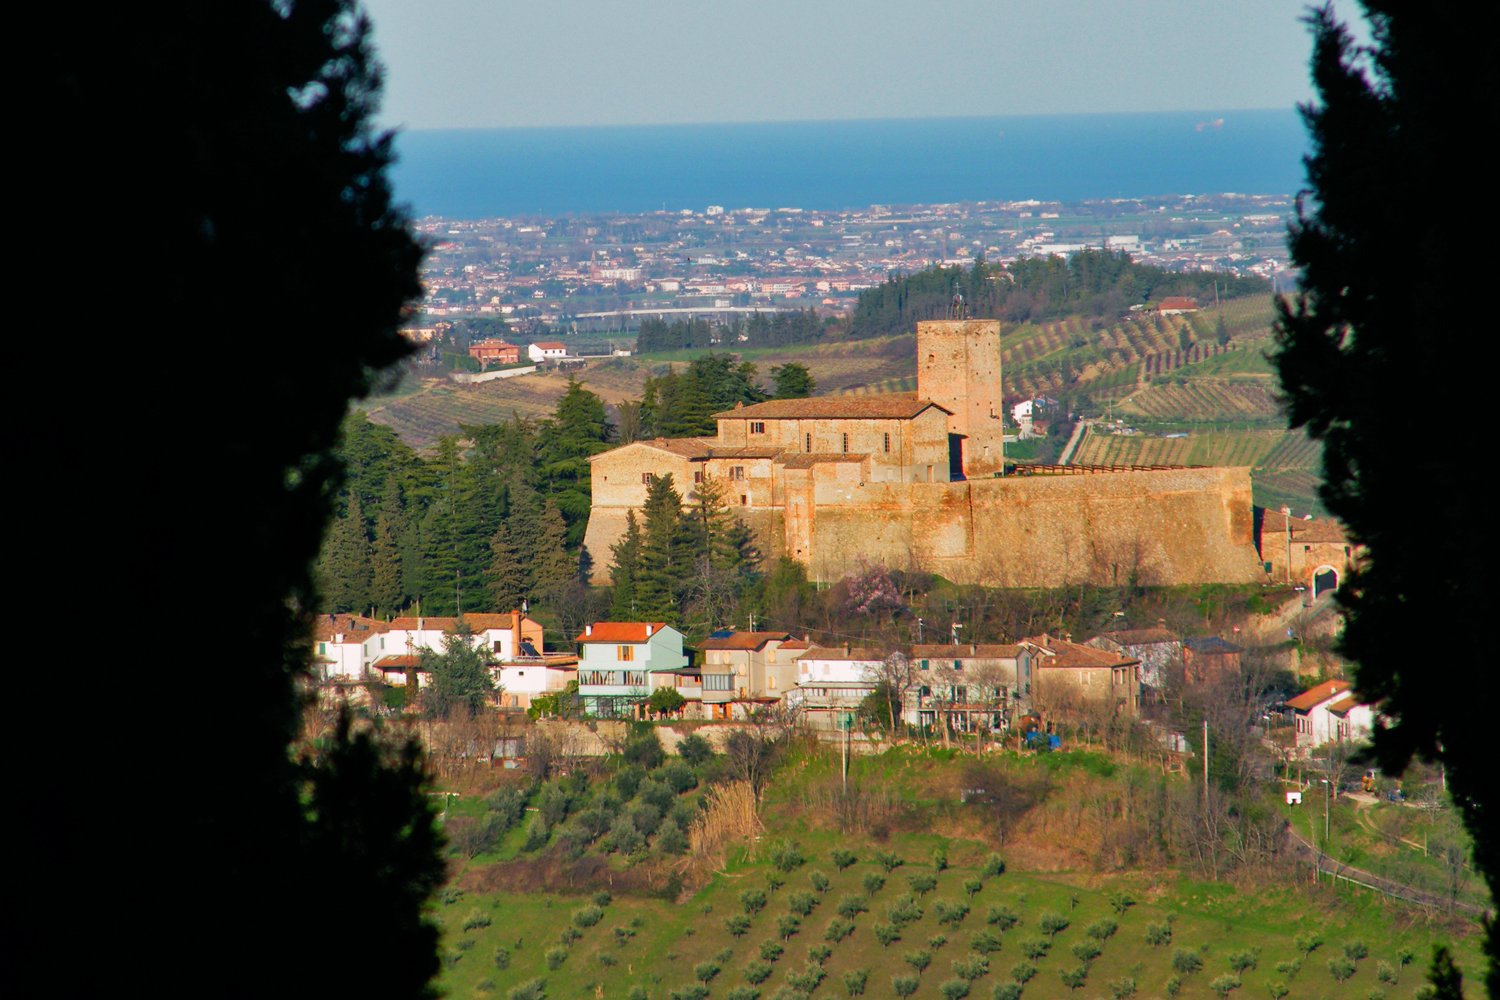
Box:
511, 608, 522, 657
585, 623, 593, 637
646, 624, 654, 637
970, 643, 977, 655
1062, 632, 1073, 644
844, 642, 851, 656
1157, 618, 1166, 628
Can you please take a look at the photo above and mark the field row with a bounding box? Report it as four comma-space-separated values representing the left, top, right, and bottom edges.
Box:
1118, 381, 1281, 421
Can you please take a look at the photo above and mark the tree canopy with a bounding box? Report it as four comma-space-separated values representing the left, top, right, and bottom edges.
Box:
1274, 3, 1496, 990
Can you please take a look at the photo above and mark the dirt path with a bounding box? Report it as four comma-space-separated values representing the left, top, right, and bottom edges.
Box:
1283, 826, 1488, 918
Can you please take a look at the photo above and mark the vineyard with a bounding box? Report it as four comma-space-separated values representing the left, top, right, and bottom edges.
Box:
433, 749, 1479, 1000
1115, 380, 1281, 422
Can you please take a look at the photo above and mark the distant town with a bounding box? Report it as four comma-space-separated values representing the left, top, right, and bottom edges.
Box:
406, 192, 1294, 337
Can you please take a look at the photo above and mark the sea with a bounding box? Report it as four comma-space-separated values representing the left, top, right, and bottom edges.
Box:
386, 109, 1306, 220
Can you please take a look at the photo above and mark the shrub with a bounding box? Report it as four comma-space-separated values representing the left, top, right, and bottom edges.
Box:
1267, 983, 1289, 1000
456, 939, 476, 952
987, 906, 1019, 931
787, 891, 818, 917
862, 873, 886, 895
1294, 933, 1322, 955
970, 930, 1001, 955
777, 915, 801, 940
742, 890, 768, 915
573, 905, 604, 929
886, 896, 923, 927
770, 840, 806, 872
1107, 892, 1134, 915
725, 990, 760, 1000
693, 962, 720, 984
964, 878, 983, 899
1020, 940, 1049, 960
1070, 942, 1101, 964
786, 965, 825, 993
1171, 951, 1202, 975
892, 975, 919, 997
843, 969, 868, 996
909, 873, 938, 896
1344, 941, 1368, 962
809, 870, 831, 894
744, 961, 773, 985
1273, 960, 1299, 977
807, 945, 832, 965
825, 919, 854, 943
905, 950, 932, 974
1327, 957, 1356, 982
1376, 961, 1397, 984
981, 854, 1006, 877
1164, 976, 1182, 997
953, 954, 989, 981
932, 848, 949, 871
544, 946, 568, 970
598, 952, 618, 968
939, 979, 970, 1000
935, 901, 970, 927
605, 815, 645, 854
624, 731, 665, 769
1086, 920, 1117, 941
660, 762, 697, 793
638, 779, 675, 813
559, 927, 582, 945
1210, 974, 1241, 997
759, 941, 784, 963
613, 925, 635, 946
877, 852, 904, 872
508, 979, 546, 1000
677, 733, 713, 765
832, 849, 858, 871
928, 935, 948, 951
1144, 923, 1171, 947
769, 990, 809, 1000
992, 985, 1022, 1000
1039, 913, 1068, 937
493, 947, 511, 969
837, 895, 868, 919
1109, 977, 1137, 999
1059, 966, 1088, 990
464, 909, 493, 931
1227, 950, 1257, 973
766, 873, 786, 892
874, 923, 901, 947
656, 820, 689, 855
726, 915, 751, 938
1010, 962, 1036, 983
442, 888, 465, 906
668, 987, 709, 1000
593, 890, 612, 907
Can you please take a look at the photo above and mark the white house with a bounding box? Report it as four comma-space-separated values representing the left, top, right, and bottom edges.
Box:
1286, 679, 1375, 749
574, 622, 687, 717
788, 644, 884, 729
313, 614, 390, 682
527, 341, 569, 363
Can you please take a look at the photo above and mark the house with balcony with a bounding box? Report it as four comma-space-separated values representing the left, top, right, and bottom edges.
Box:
698, 630, 796, 718
788, 644, 884, 730
908, 643, 1034, 732
574, 622, 687, 718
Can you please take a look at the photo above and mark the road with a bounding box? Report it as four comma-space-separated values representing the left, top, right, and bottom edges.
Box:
1283, 825, 1489, 918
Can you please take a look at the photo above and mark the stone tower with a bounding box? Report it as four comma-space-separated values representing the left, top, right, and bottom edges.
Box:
916, 319, 1005, 478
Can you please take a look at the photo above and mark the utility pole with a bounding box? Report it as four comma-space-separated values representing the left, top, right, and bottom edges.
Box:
1203, 718, 1209, 798
1281, 505, 1293, 586
917, 618, 924, 643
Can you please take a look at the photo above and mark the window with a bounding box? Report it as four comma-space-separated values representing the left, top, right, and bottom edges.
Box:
920, 659, 929, 671
841, 433, 849, 453
953, 660, 963, 671
731, 466, 745, 481
704, 673, 734, 691
805, 432, 812, 452
883, 432, 891, 453
750, 421, 765, 434
617, 645, 634, 661
641, 473, 653, 485
741, 495, 748, 505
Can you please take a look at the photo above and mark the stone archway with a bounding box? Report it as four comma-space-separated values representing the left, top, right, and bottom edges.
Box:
1312, 565, 1340, 599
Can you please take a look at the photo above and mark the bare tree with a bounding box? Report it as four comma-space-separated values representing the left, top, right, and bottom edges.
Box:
864, 651, 917, 731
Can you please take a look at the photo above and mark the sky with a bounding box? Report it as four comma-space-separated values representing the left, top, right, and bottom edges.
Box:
361, 0, 1365, 131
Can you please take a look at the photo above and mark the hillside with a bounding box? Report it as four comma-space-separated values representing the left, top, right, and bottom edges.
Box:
431, 746, 1483, 1000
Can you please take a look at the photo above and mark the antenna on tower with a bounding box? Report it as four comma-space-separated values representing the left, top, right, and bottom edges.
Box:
949, 282, 968, 319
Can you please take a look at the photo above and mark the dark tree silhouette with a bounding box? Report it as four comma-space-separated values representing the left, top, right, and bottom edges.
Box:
1274, 4, 1497, 990
19, 2, 444, 996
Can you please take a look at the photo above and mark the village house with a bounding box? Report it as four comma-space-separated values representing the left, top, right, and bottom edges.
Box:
907, 644, 1034, 732
1087, 622, 1181, 692
467, 339, 520, 367
1255, 507, 1357, 599
527, 341, 569, 363
1022, 634, 1142, 717
313, 613, 390, 682
1182, 635, 1243, 684
698, 630, 797, 718
787, 644, 884, 730
573, 622, 687, 718
1286, 679, 1375, 749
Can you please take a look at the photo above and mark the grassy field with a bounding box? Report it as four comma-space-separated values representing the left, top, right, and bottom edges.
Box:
432, 749, 1483, 1000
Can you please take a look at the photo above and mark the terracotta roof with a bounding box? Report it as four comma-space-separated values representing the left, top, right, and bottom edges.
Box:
575, 622, 672, 643
388, 613, 537, 633
1184, 636, 1242, 655
795, 645, 887, 662
778, 639, 812, 651
1326, 693, 1365, 715
372, 655, 425, 671
1285, 679, 1351, 712
700, 631, 794, 651
1022, 634, 1139, 669
532, 341, 567, 350
313, 614, 390, 642
1096, 627, 1180, 646
1157, 297, 1199, 311
1258, 508, 1350, 545
589, 438, 783, 461
910, 644, 1024, 659
712, 393, 951, 421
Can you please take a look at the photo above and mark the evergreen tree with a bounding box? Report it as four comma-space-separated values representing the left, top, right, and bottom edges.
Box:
532, 498, 578, 602
770, 362, 816, 399
635, 474, 691, 622
421, 621, 495, 719
537, 379, 612, 546
486, 520, 525, 613
370, 473, 409, 615
1274, 5, 1497, 990
320, 491, 371, 613
609, 510, 644, 619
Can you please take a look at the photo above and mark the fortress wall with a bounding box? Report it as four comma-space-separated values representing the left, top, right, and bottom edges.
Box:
582, 504, 785, 585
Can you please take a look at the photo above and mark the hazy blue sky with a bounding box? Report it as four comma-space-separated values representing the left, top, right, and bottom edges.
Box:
362, 0, 1359, 130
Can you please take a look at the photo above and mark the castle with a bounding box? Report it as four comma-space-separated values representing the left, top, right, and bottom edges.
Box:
583, 320, 1266, 588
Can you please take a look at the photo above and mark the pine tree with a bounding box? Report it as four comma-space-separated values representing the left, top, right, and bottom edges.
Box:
635, 474, 690, 622
420, 621, 495, 719
370, 511, 404, 616
486, 520, 525, 613
532, 498, 578, 602
320, 491, 371, 613
538, 379, 612, 546
1275, 6, 1497, 990
609, 510, 644, 619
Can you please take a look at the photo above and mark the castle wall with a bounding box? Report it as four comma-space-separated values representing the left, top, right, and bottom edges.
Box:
917, 320, 1006, 477
590, 444, 698, 508
716, 412, 949, 483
